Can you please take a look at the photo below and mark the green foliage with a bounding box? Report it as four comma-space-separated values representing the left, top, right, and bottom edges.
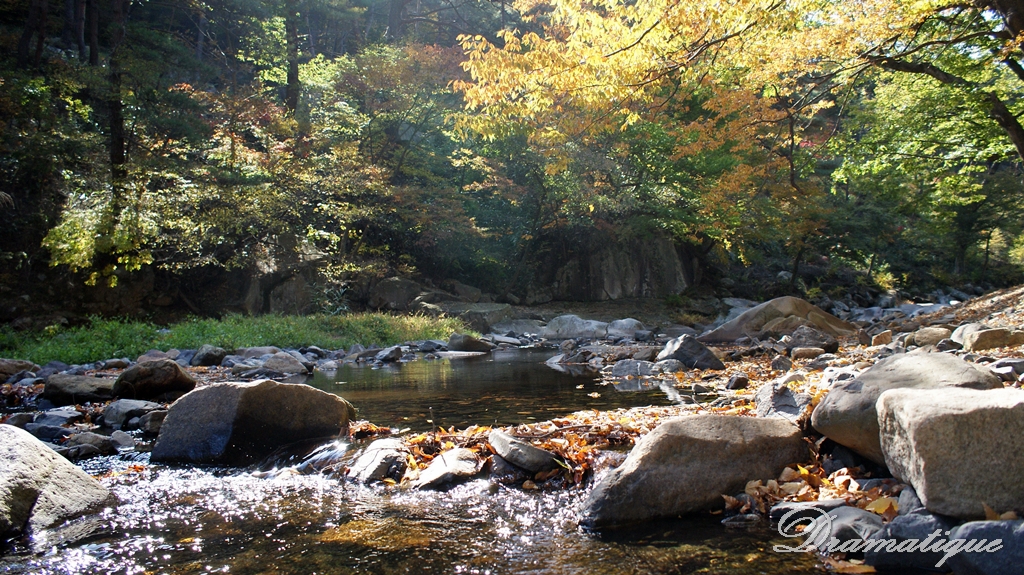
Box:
0, 313, 467, 365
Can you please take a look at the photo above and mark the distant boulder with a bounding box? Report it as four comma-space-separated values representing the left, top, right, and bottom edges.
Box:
700, 296, 857, 343
368, 277, 422, 311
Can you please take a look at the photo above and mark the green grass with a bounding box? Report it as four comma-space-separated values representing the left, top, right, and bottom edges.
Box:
0, 313, 469, 365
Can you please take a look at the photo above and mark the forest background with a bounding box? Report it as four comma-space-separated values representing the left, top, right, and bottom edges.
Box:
3, 0, 1024, 324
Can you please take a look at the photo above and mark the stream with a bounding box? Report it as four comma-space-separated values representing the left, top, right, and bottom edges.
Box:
1, 350, 823, 574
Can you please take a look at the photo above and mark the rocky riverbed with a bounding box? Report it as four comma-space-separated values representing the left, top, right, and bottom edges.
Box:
3, 286, 1024, 573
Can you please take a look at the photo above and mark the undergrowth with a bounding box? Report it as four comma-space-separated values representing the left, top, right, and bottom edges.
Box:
0, 313, 468, 365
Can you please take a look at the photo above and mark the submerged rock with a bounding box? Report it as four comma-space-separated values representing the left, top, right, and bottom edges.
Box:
878, 387, 1024, 519
151, 379, 355, 465
0, 424, 112, 538
580, 415, 807, 528
811, 353, 1001, 463
113, 359, 196, 400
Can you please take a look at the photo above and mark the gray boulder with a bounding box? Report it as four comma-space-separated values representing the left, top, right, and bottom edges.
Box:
374, 346, 403, 362
0, 425, 112, 538
262, 352, 308, 374
656, 335, 725, 370
607, 318, 645, 339
611, 359, 654, 378
487, 430, 560, 473
151, 380, 355, 464
754, 381, 811, 422
368, 276, 422, 311
700, 297, 857, 342
411, 447, 482, 489
191, 344, 228, 367
878, 387, 1024, 519
348, 438, 408, 484
113, 359, 196, 400
65, 432, 117, 456
540, 315, 609, 340
448, 333, 495, 352
138, 410, 167, 434
785, 325, 839, 354
580, 415, 807, 528
811, 353, 1002, 463
947, 520, 1024, 575
43, 374, 116, 406
864, 510, 958, 570
101, 399, 163, 429
241, 346, 282, 358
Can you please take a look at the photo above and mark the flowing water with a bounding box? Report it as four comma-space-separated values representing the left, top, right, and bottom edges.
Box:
1, 350, 823, 575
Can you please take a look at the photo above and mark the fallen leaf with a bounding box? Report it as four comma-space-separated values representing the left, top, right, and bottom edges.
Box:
865, 497, 898, 515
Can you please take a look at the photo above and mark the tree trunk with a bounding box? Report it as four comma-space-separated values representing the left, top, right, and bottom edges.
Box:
108, 0, 128, 180
17, 0, 43, 66
33, 0, 48, 65
62, 0, 74, 48
194, 11, 207, 84
386, 0, 410, 41
285, 0, 300, 112
87, 0, 98, 66
75, 0, 86, 59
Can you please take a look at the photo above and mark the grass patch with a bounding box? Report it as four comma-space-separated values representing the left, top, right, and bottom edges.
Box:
0, 313, 469, 365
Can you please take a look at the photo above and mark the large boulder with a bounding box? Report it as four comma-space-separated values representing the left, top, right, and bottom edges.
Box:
151, 380, 356, 465
699, 296, 857, 342
368, 277, 422, 311
262, 352, 309, 374
962, 328, 1024, 352
43, 374, 116, 406
579, 415, 807, 528
785, 325, 839, 354
434, 303, 512, 333
656, 334, 725, 370
607, 318, 645, 339
810, 353, 1002, 463
0, 359, 40, 380
0, 424, 112, 538
113, 359, 196, 400
540, 315, 609, 339
877, 387, 1024, 519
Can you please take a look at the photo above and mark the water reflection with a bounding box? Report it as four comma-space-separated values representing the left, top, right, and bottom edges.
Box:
306, 349, 676, 431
